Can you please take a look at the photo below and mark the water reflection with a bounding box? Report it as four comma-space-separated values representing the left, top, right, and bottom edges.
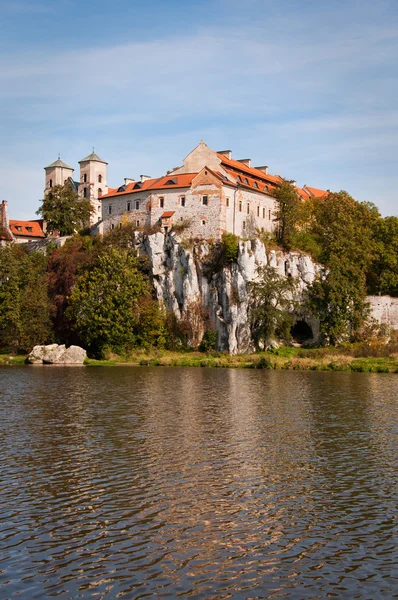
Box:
0, 367, 397, 598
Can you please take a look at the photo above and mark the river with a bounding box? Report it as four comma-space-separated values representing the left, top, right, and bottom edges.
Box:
0, 367, 397, 599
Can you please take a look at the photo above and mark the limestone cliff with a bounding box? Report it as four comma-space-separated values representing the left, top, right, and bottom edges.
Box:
140, 232, 322, 354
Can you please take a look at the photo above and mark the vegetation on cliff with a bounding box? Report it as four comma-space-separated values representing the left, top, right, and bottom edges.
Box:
1, 188, 398, 357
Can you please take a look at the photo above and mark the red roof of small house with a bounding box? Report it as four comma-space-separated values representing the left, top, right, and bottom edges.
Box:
161, 211, 175, 218
305, 186, 328, 198
296, 187, 311, 199
9, 220, 45, 238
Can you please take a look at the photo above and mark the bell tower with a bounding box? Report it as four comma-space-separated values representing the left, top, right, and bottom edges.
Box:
44, 156, 74, 195
78, 150, 108, 225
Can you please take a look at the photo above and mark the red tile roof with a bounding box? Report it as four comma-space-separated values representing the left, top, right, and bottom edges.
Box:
223, 168, 276, 195
9, 220, 45, 238
102, 174, 197, 199
217, 153, 282, 185
161, 211, 175, 218
305, 186, 328, 198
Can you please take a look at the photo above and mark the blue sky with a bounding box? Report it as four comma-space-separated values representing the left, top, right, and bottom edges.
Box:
1, 0, 397, 219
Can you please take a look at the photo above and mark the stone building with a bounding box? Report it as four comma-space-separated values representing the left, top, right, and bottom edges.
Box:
44, 151, 108, 226
101, 141, 327, 239
0, 200, 45, 244
101, 141, 282, 239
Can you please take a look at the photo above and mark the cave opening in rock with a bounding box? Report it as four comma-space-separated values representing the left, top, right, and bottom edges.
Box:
291, 320, 313, 344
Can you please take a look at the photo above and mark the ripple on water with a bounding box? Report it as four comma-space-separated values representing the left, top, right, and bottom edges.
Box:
0, 367, 397, 599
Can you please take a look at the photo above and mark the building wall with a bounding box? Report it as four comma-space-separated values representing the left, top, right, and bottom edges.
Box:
78, 160, 108, 225
227, 187, 275, 237
44, 166, 74, 191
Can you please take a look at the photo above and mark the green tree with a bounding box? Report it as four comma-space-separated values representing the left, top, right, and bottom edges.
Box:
272, 180, 301, 250
0, 245, 53, 352
249, 265, 298, 348
66, 248, 164, 356
36, 184, 92, 235
366, 216, 398, 296
307, 192, 379, 343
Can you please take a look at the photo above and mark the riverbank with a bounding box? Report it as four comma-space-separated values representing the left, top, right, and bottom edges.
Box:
2, 345, 398, 372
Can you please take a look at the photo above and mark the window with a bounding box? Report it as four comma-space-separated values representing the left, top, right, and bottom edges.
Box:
111, 223, 115, 230
159, 197, 164, 208
263, 208, 265, 219
165, 178, 177, 185
247, 203, 250, 214
269, 209, 271, 220
202, 220, 206, 226
98, 174, 102, 183
49, 179, 53, 188
257, 206, 260, 217
84, 174, 87, 183
83, 187, 87, 198
253, 182, 258, 188
180, 196, 185, 207
127, 202, 131, 212
202, 195, 208, 206
135, 200, 139, 210
239, 201, 242, 212
243, 178, 248, 184
26, 227, 32, 232
242, 221, 246, 230
16, 226, 22, 231
119, 223, 122, 229
226, 197, 230, 207
98, 188, 102, 197
108, 205, 112, 215
136, 220, 140, 227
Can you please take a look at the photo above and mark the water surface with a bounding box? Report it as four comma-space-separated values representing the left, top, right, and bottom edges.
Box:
0, 367, 397, 599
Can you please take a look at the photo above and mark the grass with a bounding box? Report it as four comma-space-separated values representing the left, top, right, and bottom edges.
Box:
2, 345, 398, 373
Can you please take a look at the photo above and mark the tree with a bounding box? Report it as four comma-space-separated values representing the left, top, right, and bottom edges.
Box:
0, 245, 53, 352
249, 266, 298, 348
36, 184, 92, 235
366, 216, 398, 296
307, 192, 379, 343
271, 180, 301, 249
66, 248, 164, 356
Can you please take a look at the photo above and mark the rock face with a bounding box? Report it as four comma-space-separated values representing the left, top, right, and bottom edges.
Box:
140, 233, 322, 354
28, 344, 86, 365
366, 296, 398, 331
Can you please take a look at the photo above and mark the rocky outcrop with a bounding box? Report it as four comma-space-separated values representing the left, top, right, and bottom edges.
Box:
28, 344, 86, 365
140, 233, 322, 354
367, 296, 398, 331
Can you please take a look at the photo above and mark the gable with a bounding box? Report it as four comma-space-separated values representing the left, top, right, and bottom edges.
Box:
171, 140, 222, 175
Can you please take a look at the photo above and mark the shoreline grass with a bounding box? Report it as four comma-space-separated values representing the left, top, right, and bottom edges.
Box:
2, 346, 398, 373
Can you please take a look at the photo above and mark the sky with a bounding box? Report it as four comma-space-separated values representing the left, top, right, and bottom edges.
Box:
0, 0, 397, 219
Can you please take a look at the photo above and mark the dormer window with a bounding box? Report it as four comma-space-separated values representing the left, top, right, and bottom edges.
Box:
84, 174, 87, 183
243, 178, 249, 185
26, 227, 33, 232
118, 185, 126, 192
16, 226, 22, 232
253, 181, 258, 188
98, 174, 102, 183
165, 178, 177, 185
133, 182, 142, 190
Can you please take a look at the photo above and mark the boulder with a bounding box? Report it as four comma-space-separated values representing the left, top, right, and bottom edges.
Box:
27, 344, 86, 365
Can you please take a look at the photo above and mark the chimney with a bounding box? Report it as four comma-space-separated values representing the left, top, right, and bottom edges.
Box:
255, 165, 268, 175
1, 200, 8, 229
124, 178, 134, 185
291, 181, 296, 187
140, 174, 151, 182
217, 150, 232, 160
238, 159, 251, 168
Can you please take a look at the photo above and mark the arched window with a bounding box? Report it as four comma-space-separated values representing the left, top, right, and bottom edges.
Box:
83, 187, 87, 198
98, 174, 102, 183
49, 179, 53, 188
98, 188, 102, 197
84, 173, 87, 183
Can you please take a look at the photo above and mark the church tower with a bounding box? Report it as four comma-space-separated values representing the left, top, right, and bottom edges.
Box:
44, 157, 74, 195
78, 150, 108, 225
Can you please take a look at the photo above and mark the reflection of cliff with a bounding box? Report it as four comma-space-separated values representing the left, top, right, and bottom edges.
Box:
142, 233, 322, 354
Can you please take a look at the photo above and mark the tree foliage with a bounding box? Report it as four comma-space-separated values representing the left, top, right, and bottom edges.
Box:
36, 184, 92, 236
0, 245, 53, 352
366, 216, 398, 296
272, 180, 302, 250
66, 248, 165, 356
249, 266, 298, 348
